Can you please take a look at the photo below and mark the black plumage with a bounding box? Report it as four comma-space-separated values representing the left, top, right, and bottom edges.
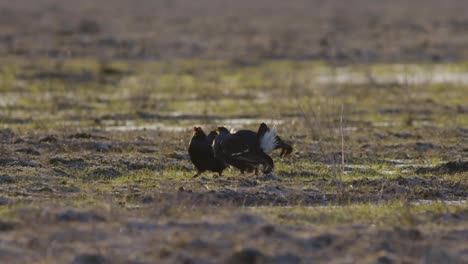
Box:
188, 127, 226, 177
213, 123, 292, 175
213, 127, 269, 174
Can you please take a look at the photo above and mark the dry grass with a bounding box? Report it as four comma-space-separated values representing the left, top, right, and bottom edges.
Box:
0, 1, 467, 263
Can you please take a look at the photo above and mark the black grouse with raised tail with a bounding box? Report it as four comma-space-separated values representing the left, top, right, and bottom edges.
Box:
213, 123, 292, 175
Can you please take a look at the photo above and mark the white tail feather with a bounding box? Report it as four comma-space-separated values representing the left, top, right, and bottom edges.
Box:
260, 126, 278, 154
229, 127, 237, 134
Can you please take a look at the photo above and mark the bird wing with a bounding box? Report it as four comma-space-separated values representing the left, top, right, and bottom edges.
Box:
221, 134, 273, 171
221, 134, 251, 156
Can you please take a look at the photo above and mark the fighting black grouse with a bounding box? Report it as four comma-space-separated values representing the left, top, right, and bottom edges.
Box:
213, 123, 292, 175
188, 127, 226, 177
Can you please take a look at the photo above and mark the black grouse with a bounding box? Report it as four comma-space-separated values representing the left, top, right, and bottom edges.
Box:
257, 123, 293, 157
188, 127, 226, 177
213, 123, 293, 175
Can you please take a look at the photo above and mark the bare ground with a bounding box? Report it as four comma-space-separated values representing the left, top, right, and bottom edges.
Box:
1, 1, 468, 263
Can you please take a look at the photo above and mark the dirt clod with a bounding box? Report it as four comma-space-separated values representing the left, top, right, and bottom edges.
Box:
39, 135, 58, 143
259, 225, 275, 236
0, 175, 15, 183
55, 209, 106, 222
416, 160, 468, 174
269, 254, 301, 264
86, 166, 122, 180
0, 221, 16, 232
15, 148, 41, 156
72, 254, 108, 264
50, 157, 88, 169
227, 248, 266, 264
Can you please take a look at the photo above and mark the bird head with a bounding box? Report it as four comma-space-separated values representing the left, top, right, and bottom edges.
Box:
258, 122, 269, 133
216, 126, 230, 134
192, 126, 206, 139
257, 122, 270, 139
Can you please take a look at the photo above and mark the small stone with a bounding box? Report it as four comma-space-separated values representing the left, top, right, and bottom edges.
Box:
36, 187, 54, 193
126, 221, 158, 231
56, 209, 106, 222
414, 142, 437, 151
236, 213, 265, 225
90, 142, 111, 152
396, 227, 422, 240
71, 253, 108, 264
200, 176, 210, 181
307, 234, 336, 249
269, 253, 301, 264
86, 167, 121, 180
61, 185, 81, 193
238, 179, 258, 187
0, 221, 16, 232
15, 148, 41, 156
227, 248, 265, 264
168, 152, 188, 160
159, 248, 171, 258
39, 135, 57, 143
0, 175, 15, 184
259, 224, 275, 236
142, 195, 154, 204
76, 19, 101, 35
53, 168, 71, 177
376, 255, 395, 264
0, 197, 11, 205
68, 133, 93, 139
50, 157, 87, 169
259, 173, 280, 181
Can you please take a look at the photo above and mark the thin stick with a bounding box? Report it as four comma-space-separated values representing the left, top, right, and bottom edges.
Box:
340, 103, 345, 174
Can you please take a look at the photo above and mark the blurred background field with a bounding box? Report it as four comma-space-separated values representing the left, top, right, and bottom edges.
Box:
2, 0, 468, 62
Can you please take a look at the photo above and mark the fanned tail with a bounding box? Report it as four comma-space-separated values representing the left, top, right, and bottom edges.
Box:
258, 123, 278, 154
